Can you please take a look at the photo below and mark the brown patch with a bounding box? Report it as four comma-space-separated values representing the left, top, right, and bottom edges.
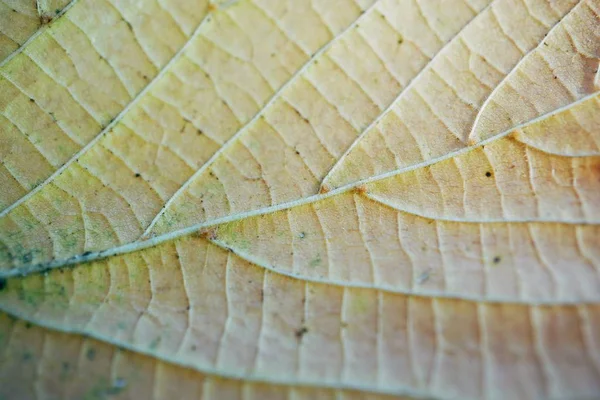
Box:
354, 184, 368, 195
319, 185, 330, 194
192, 228, 217, 240
208, 3, 218, 12
40, 14, 53, 25
295, 326, 308, 340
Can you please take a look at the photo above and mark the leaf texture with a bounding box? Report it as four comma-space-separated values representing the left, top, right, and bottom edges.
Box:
0, 0, 599, 398
0, 0, 72, 63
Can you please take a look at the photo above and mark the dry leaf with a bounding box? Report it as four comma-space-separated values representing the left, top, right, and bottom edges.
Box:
0, 0, 599, 398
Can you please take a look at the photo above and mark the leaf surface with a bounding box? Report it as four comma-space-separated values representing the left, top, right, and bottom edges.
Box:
1, 0, 600, 398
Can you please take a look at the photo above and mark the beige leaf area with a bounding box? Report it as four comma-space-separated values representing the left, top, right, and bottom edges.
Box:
0, 0, 72, 63
0, 0, 599, 399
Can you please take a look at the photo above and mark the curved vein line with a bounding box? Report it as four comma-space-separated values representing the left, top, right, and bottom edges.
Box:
0, 307, 437, 400
139, 0, 385, 239
214, 226, 595, 305
0, 9, 214, 218
36, 0, 43, 18
363, 192, 599, 224
211, 237, 598, 303
318, 0, 496, 191
3, 92, 598, 278
0, 0, 78, 68
467, 0, 583, 142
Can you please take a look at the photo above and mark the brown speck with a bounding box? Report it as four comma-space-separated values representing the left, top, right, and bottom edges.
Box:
354, 184, 368, 195
485, 171, 492, 177
295, 326, 308, 339
194, 228, 217, 240
493, 256, 501, 264
40, 14, 53, 25
320, 185, 330, 194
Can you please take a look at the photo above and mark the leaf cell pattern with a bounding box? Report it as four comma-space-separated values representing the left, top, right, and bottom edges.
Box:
0, 0, 599, 398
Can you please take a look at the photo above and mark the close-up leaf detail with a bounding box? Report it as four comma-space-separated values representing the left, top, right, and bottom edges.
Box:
0, 0, 599, 399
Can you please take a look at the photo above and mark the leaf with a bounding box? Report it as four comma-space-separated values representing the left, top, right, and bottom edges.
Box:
0, 0, 599, 398
0, 0, 73, 63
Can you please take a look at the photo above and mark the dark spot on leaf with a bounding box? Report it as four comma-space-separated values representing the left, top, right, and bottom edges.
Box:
25, 322, 32, 329
295, 326, 308, 339
0, 278, 6, 291
493, 256, 501, 264
134, 173, 141, 178
86, 348, 96, 361
485, 171, 492, 177
29, 98, 35, 103
82, 251, 92, 257
40, 14, 53, 24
